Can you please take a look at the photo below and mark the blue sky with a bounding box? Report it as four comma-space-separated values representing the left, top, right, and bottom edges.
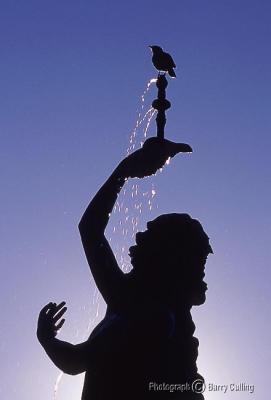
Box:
1, 1, 270, 399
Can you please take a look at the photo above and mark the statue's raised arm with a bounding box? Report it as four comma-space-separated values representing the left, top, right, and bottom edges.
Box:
78, 137, 192, 307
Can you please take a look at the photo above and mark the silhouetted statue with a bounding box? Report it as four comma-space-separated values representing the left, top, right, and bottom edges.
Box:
37, 138, 212, 399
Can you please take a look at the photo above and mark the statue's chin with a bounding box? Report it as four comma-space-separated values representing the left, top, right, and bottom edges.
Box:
191, 282, 207, 306
192, 294, 206, 306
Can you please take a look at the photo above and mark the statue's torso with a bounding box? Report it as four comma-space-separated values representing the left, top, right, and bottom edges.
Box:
81, 300, 204, 400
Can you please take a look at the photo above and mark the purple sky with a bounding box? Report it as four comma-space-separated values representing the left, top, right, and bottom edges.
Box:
1, 1, 270, 399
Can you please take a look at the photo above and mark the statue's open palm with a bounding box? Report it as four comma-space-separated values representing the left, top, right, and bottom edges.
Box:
37, 302, 67, 344
124, 137, 192, 178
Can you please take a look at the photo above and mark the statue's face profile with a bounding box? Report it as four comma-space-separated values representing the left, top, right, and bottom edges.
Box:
186, 249, 210, 306
168, 244, 211, 307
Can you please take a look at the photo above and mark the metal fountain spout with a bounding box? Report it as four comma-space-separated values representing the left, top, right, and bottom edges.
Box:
152, 74, 171, 139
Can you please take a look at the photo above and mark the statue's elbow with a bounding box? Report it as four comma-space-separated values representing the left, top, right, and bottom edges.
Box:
78, 216, 85, 232
78, 217, 89, 238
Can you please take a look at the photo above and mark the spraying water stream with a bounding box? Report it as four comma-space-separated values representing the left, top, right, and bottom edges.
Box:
54, 78, 158, 399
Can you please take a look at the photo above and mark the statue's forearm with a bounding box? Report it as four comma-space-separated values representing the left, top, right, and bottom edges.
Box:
40, 338, 86, 375
79, 159, 128, 236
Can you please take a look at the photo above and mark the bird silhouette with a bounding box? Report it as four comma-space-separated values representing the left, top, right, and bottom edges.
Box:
149, 45, 176, 78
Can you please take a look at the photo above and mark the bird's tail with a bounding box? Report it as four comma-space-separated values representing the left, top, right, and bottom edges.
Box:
168, 68, 176, 78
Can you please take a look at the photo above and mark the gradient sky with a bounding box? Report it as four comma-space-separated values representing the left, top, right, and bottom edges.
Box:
1, 1, 270, 399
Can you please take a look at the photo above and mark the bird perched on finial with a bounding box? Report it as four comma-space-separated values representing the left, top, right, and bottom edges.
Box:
149, 45, 176, 78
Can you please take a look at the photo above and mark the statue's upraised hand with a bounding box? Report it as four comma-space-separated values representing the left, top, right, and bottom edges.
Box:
122, 137, 192, 178
37, 301, 67, 345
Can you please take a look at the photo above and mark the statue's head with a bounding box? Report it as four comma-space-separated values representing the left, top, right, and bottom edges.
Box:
129, 213, 213, 307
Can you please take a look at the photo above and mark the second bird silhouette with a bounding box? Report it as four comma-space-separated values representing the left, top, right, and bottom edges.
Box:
149, 45, 176, 78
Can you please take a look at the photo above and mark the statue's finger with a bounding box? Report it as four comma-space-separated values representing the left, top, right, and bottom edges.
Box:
40, 302, 53, 316
47, 302, 57, 317
53, 301, 66, 313
55, 318, 65, 331
53, 307, 67, 323
56, 301, 66, 309
48, 301, 65, 318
